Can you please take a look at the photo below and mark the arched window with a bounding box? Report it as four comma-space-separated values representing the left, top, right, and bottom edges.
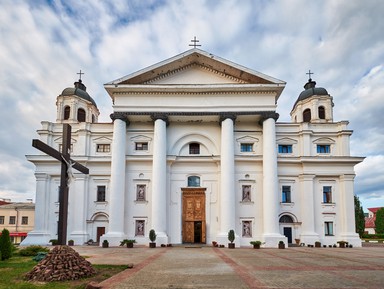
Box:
318, 106, 325, 119
77, 108, 86, 122
303, 109, 311, 122
189, 143, 200, 154
188, 176, 200, 187
279, 215, 294, 223
64, 106, 70, 120
92, 115, 95, 123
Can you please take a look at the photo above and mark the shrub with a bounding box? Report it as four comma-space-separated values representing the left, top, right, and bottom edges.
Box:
18, 245, 50, 256
0, 228, 12, 260
149, 229, 157, 242
228, 230, 235, 243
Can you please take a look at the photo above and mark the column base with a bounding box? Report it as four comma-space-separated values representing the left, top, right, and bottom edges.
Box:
100, 232, 126, 247
69, 232, 89, 246
263, 233, 287, 248
19, 231, 52, 246
154, 231, 169, 246
339, 233, 362, 247
300, 232, 320, 246
216, 232, 240, 247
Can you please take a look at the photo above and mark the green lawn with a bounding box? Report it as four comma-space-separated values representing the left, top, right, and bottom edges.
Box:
0, 256, 127, 289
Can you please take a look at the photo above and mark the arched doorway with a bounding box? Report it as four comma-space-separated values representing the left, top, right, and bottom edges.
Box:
279, 214, 295, 244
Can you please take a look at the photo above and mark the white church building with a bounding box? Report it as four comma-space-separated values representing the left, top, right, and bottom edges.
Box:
23, 49, 364, 247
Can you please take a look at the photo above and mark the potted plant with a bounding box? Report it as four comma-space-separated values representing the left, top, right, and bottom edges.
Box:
295, 238, 300, 245
149, 229, 156, 248
49, 239, 58, 246
68, 240, 74, 246
250, 241, 262, 249
315, 241, 321, 248
212, 241, 218, 247
228, 229, 235, 249
337, 241, 348, 248
102, 239, 109, 248
278, 240, 285, 249
120, 239, 136, 248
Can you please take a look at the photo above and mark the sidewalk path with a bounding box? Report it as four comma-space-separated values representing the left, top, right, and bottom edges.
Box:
74, 246, 384, 289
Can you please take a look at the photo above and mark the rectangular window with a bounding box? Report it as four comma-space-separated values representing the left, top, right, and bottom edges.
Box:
135, 220, 145, 236
240, 143, 253, 152
323, 186, 332, 203
189, 143, 200, 154
21, 216, 28, 225
135, 142, 148, 151
9, 216, 16, 225
0, 216, 4, 224
97, 186, 106, 202
278, 145, 292, 153
96, 144, 110, 152
325, 222, 334, 236
136, 185, 146, 201
282, 186, 291, 203
317, 145, 330, 154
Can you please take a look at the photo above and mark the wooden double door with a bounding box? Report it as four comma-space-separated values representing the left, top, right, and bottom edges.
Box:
182, 188, 206, 243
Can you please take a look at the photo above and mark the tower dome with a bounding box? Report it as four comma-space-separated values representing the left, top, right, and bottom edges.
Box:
290, 76, 333, 123
56, 78, 100, 123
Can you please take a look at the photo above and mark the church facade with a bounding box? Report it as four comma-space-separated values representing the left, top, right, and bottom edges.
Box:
22, 49, 363, 247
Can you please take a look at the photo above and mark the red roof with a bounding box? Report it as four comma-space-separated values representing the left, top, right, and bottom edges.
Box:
368, 207, 383, 214
0, 201, 11, 206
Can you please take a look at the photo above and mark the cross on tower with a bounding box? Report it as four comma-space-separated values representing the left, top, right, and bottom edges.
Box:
189, 36, 201, 48
306, 70, 314, 80
32, 124, 89, 245
77, 70, 84, 81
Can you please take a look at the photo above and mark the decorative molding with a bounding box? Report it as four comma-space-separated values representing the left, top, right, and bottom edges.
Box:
110, 112, 130, 124
259, 112, 279, 124
118, 110, 277, 117
219, 113, 237, 122
151, 113, 169, 125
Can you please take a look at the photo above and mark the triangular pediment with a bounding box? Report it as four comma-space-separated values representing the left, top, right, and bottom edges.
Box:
106, 49, 285, 86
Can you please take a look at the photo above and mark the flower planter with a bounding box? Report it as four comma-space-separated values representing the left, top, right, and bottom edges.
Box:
149, 242, 156, 248
228, 243, 235, 249
278, 243, 285, 249
127, 242, 134, 248
68, 240, 74, 246
253, 244, 260, 249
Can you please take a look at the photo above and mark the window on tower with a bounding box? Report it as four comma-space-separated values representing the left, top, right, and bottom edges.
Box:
64, 106, 70, 120
77, 108, 86, 122
303, 109, 311, 122
318, 106, 325, 119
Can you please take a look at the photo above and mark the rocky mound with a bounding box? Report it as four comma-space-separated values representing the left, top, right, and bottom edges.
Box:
25, 245, 96, 282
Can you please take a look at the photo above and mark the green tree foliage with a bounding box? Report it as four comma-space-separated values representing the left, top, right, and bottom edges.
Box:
354, 195, 365, 237
375, 208, 384, 234
0, 228, 13, 260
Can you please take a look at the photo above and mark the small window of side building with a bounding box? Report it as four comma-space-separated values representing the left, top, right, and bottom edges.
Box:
240, 143, 253, 152
97, 186, 106, 202
9, 216, 16, 225
135, 142, 148, 151
303, 109, 311, 122
325, 221, 334, 236
77, 108, 86, 122
323, 186, 332, 203
97, 144, 110, 152
317, 144, 330, 154
21, 216, 28, 225
282, 186, 291, 203
0, 216, 4, 224
189, 143, 200, 154
278, 145, 292, 154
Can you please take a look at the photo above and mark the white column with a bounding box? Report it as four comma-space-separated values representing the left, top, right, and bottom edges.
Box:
20, 173, 51, 245
299, 174, 319, 245
262, 116, 286, 247
339, 174, 361, 247
69, 175, 89, 245
218, 116, 236, 243
151, 115, 168, 244
101, 116, 127, 246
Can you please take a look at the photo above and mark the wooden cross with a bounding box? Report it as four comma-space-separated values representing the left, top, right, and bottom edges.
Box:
32, 124, 89, 245
189, 36, 201, 48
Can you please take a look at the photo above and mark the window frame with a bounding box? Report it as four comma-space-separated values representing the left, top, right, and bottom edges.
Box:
136, 184, 146, 201
0, 216, 4, 224
317, 144, 331, 154
9, 216, 16, 225
21, 216, 28, 225
135, 142, 148, 151
240, 143, 253, 153
96, 144, 110, 153
324, 221, 334, 236
278, 144, 293, 154
96, 185, 106, 202
322, 186, 332, 203
282, 185, 292, 203
188, 176, 201, 187
189, 143, 200, 155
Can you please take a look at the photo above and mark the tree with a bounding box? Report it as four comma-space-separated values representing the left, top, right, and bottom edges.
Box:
0, 228, 12, 260
375, 208, 384, 234
354, 195, 365, 237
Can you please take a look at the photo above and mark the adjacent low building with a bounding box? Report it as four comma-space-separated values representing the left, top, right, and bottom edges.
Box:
22, 48, 363, 247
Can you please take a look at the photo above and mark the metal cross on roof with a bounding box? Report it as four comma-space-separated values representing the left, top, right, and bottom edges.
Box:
189, 36, 201, 48
77, 70, 84, 80
306, 70, 314, 80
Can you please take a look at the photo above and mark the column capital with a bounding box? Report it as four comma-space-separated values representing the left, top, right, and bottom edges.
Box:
259, 112, 279, 124
110, 112, 130, 125
151, 113, 169, 125
219, 113, 237, 123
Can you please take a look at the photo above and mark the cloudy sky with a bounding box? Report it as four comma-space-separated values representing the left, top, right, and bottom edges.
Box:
1, 0, 383, 211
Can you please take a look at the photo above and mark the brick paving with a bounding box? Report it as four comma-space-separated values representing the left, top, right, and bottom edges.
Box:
74, 245, 384, 289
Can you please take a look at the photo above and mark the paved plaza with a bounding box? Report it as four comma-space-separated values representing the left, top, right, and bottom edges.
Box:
75, 245, 384, 289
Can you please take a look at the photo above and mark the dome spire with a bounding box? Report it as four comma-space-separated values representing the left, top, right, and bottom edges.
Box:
304, 69, 316, 90
74, 70, 86, 91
